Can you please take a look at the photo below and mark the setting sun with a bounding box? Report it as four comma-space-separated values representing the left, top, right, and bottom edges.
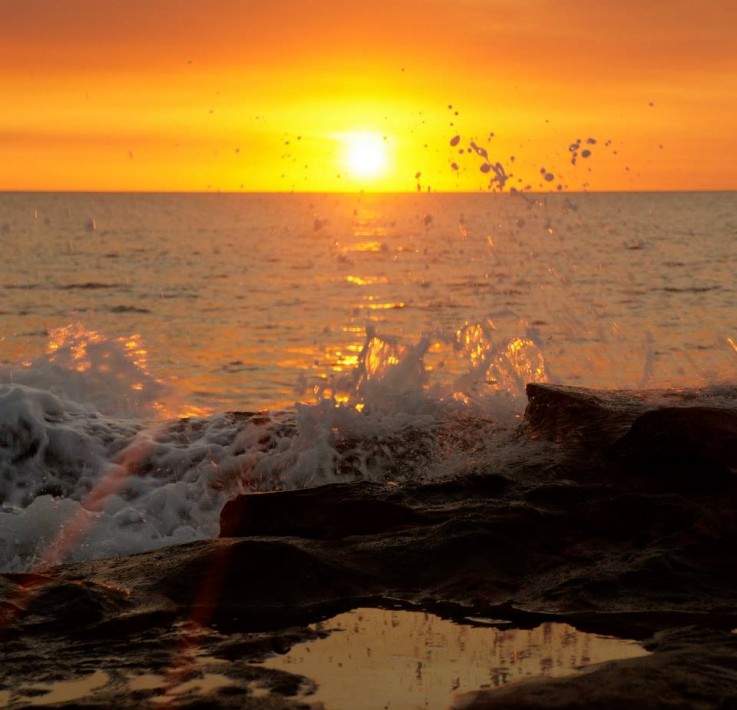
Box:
0, 0, 735, 192
341, 132, 390, 181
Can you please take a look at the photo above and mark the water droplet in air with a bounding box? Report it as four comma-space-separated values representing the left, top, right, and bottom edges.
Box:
490, 163, 509, 189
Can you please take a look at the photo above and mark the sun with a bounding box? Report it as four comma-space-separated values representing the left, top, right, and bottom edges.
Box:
341, 132, 389, 180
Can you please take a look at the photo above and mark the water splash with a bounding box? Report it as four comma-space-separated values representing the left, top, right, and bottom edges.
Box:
1, 323, 203, 420
0, 316, 544, 572
452, 319, 547, 404
1, 323, 165, 418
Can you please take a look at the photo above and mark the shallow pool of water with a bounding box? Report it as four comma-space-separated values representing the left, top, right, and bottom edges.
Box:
260, 607, 650, 710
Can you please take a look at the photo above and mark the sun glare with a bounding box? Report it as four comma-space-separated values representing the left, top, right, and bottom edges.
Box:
342, 132, 389, 180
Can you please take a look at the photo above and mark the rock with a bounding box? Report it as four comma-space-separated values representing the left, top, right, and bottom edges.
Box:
67, 537, 370, 632
524, 383, 654, 444
611, 406, 737, 486
220, 481, 432, 539
451, 627, 737, 710
524, 382, 737, 448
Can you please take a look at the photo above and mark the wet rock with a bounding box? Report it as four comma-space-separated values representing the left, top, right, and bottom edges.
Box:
524, 383, 654, 444
73, 538, 370, 632
611, 406, 737, 487
525, 383, 737, 449
19, 579, 134, 633
220, 481, 432, 539
451, 627, 737, 710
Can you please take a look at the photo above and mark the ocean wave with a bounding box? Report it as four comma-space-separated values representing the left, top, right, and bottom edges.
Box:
0, 321, 545, 572
0, 318, 733, 574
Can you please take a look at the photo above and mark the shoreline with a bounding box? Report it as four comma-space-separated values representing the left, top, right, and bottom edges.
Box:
2, 382, 737, 708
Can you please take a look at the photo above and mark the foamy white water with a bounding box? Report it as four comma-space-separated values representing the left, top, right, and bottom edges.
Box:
0, 190, 734, 570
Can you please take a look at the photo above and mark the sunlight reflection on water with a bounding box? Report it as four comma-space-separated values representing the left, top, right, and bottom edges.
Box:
5, 670, 108, 707
0, 609, 650, 709
260, 607, 650, 710
1, 191, 734, 413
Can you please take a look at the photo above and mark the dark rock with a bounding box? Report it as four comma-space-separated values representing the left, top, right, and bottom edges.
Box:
70, 537, 371, 632
524, 480, 607, 506
611, 406, 737, 487
3, 577, 134, 637
220, 481, 433, 539
416, 472, 513, 499
451, 627, 737, 710
525, 382, 737, 449
524, 383, 654, 444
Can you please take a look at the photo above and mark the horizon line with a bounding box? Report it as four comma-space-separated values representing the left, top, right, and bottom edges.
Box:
1, 188, 736, 196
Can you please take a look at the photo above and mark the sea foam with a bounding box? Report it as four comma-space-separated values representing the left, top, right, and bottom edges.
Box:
0, 322, 533, 572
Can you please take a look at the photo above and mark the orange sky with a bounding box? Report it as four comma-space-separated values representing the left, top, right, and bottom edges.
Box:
1, 0, 736, 192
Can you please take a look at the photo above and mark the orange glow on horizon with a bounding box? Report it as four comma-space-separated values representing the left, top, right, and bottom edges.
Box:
1, 0, 736, 193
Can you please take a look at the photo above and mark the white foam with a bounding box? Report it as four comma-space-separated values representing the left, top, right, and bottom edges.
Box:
0, 323, 540, 572
1, 324, 169, 419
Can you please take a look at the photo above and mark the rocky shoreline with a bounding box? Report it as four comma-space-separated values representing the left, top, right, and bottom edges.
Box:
2, 383, 737, 708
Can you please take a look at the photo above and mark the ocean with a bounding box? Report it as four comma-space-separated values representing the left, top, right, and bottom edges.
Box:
0, 190, 734, 571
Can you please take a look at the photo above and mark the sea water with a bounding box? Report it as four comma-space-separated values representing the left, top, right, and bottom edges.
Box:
0, 190, 735, 571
